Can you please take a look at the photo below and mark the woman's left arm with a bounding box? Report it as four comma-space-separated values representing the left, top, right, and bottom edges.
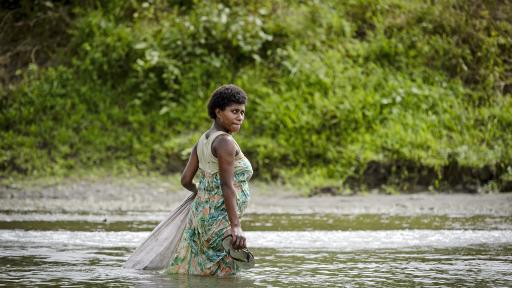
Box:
215, 136, 246, 250
181, 144, 199, 194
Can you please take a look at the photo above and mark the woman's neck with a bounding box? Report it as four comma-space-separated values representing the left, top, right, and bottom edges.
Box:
211, 121, 230, 134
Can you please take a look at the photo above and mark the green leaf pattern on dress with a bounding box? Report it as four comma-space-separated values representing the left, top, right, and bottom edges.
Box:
166, 156, 253, 276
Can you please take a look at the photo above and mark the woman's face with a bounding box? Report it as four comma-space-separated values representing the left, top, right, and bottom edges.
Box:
216, 103, 246, 133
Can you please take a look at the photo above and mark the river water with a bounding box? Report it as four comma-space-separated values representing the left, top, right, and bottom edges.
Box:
1, 212, 511, 287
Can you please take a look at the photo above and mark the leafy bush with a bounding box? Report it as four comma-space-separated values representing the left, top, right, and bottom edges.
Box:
1, 0, 511, 191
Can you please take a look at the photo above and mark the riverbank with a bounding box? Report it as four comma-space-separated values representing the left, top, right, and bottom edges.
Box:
1, 175, 510, 216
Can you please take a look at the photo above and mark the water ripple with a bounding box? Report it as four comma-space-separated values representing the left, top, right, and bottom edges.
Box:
1, 230, 511, 251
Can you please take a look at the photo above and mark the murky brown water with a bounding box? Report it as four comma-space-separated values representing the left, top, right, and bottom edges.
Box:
1, 212, 511, 287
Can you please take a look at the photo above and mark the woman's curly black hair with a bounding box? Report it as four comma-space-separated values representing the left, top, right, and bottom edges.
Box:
207, 84, 247, 119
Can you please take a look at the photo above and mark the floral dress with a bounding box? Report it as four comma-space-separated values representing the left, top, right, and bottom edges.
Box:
165, 131, 253, 276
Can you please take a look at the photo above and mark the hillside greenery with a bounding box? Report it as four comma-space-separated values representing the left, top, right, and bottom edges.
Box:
1, 0, 512, 193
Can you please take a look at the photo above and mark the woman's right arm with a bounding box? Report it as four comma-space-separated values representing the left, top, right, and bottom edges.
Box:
181, 144, 199, 194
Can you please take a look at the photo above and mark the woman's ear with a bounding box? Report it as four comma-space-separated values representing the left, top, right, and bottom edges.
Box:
215, 108, 222, 118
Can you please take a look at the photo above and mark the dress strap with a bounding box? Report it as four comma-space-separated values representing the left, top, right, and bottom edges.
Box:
206, 131, 229, 143
198, 131, 235, 174
207, 131, 241, 153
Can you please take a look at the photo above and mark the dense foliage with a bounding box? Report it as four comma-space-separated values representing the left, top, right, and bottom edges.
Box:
1, 0, 511, 192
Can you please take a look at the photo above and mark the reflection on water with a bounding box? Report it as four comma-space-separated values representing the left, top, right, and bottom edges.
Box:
1, 213, 512, 287
1, 213, 511, 231
1, 242, 511, 287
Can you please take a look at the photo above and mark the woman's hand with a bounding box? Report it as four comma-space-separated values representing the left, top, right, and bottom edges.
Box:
230, 225, 247, 250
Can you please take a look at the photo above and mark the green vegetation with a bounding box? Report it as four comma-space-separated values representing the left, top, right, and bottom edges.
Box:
1, 0, 511, 193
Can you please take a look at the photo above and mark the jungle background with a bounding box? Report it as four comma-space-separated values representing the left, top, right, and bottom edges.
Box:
1, 0, 511, 194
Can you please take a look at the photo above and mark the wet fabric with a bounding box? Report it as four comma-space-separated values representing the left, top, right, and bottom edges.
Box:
124, 194, 194, 270
165, 131, 253, 276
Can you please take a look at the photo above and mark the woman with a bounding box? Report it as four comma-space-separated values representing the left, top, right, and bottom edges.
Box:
166, 84, 253, 276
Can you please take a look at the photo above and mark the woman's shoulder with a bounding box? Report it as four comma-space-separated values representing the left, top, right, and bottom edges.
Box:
211, 133, 236, 149
211, 133, 243, 158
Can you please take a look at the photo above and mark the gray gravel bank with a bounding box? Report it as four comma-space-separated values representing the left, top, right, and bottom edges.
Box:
1, 178, 510, 216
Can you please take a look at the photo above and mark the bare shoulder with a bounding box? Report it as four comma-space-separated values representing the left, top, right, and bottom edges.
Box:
212, 134, 237, 157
